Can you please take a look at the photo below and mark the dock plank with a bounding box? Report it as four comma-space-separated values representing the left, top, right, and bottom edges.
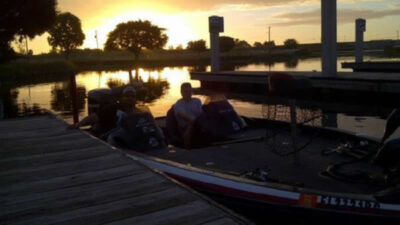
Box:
0, 164, 146, 195
1, 175, 171, 221
1, 154, 133, 183
0, 116, 63, 130
0, 146, 112, 171
0, 115, 251, 225
0, 134, 102, 157
1, 170, 158, 206
201, 218, 244, 225
104, 200, 226, 225
10, 187, 197, 225
0, 127, 75, 140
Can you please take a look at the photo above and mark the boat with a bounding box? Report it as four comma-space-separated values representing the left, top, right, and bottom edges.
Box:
87, 87, 400, 224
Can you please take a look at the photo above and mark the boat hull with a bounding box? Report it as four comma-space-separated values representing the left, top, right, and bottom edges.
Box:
135, 154, 400, 224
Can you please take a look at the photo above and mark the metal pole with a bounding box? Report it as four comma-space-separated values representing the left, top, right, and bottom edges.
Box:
321, 0, 337, 77
210, 32, 220, 73
209, 16, 223, 73
268, 26, 271, 43
289, 99, 299, 165
95, 30, 99, 49
70, 74, 79, 124
355, 18, 366, 63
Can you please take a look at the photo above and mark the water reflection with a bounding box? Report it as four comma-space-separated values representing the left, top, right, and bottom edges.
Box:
0, 88, 19, 118
284, 57, 299, 68
0, 86, 48, 118
50, 82, 86, 115
1, 57, 399, 140
106, 76, 170, 103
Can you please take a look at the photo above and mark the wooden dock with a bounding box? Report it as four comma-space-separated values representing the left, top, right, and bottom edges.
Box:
0, 115, 252, 225
342, 61, 400, 72
191, 71, 400, 94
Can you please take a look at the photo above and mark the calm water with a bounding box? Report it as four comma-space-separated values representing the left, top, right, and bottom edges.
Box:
2, 56, 400, 140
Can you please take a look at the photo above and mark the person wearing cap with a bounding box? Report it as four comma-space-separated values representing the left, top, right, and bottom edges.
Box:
68, 86, 143, 136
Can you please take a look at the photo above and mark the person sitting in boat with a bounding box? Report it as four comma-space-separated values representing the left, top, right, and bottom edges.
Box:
67, 86, 142, 137
173, 82, 202, 148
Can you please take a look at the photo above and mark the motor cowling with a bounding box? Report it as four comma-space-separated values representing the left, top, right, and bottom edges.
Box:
116, 112, 166, 151
374, 138, 400, 172
194, 100, 246, 142
88, 83, 143, 115
88, 88, 117, 115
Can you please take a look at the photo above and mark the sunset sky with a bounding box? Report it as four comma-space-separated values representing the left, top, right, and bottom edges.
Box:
28, 0, 400, 54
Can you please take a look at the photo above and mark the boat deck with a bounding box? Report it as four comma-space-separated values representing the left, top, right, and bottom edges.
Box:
0, 115, 251, 225
146, 122, 386, 195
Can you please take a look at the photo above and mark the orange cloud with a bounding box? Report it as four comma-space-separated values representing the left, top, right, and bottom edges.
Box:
269, 8, 400, 27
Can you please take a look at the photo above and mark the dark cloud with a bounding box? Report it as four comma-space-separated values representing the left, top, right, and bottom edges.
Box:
269, 8, 400, 27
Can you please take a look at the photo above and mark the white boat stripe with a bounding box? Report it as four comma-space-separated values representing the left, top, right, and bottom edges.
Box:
380, 203, 400, 211
141, 158, 300, 200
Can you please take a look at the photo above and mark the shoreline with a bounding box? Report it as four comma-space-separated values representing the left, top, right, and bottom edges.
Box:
1, 49, 398, 88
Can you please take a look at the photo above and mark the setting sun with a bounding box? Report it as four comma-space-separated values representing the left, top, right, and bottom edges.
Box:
83, 11, 197, 49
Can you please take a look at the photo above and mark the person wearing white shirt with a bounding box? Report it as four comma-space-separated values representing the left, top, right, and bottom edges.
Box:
173, 82, 202, 148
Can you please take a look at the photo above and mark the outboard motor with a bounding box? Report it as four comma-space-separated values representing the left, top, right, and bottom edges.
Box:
194, 100, 246, 143
110, 112, 166, 151
380, 108, 400, 145
88, 83, 143, 115
88, 88, 117, 115
374, 138, 400, 173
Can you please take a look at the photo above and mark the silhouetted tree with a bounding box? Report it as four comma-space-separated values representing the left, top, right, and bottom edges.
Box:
175, 44, 183, 50
253, 42, 263, 48
187, 40, 207, 51
234, 39, 251, 49
284, 39, 299, 49
219, 36, 235, 52
47, 12, 85, 59
105, 20, 168, 61
0, 0, 57, 62
263, 41, 275, 48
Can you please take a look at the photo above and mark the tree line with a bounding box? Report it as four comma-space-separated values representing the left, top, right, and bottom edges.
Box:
0, 0, 299, 63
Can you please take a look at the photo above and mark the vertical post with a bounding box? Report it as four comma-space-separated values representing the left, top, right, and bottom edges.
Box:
209, 16, 224, 73
95, 30, 99, 49
135, 67, 139, 81
268, 26, 271, 53
210, 33, 220, 72
321, 0, 337, 77
355, 18, 366, 63
70, 74, 79, 124
24, 35, 29, 55
0, 97, 4, 119
268, 26, 271, 43
289, 100, 299, 165
128, 70, 133, 84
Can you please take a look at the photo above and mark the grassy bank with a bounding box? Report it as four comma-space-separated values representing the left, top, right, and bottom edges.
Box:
2, 48, 299, 75
2, 44, 397, 86
0, 60, 77, 87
